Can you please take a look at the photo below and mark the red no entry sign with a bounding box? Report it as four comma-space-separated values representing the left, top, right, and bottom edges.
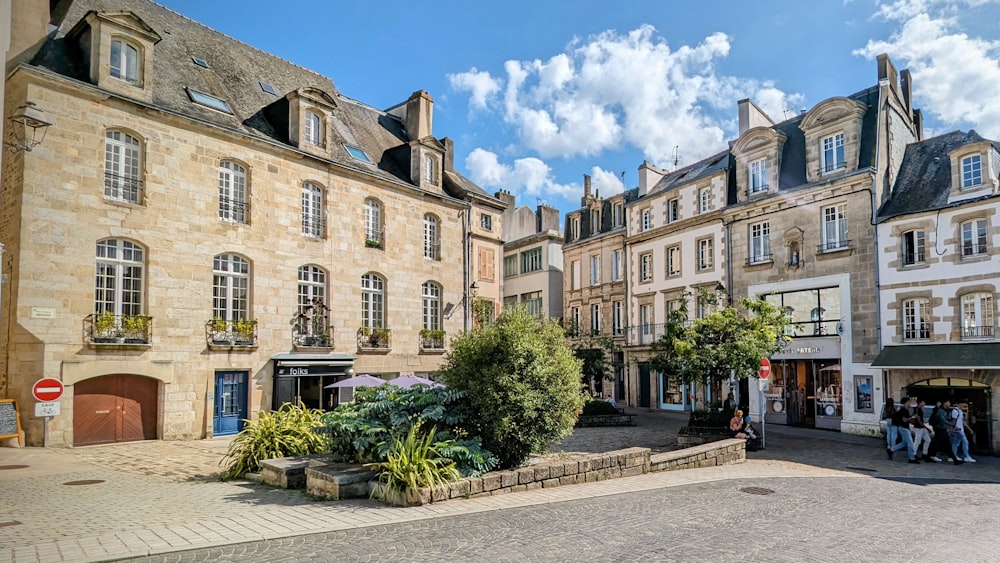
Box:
758, 358, 772, 379
32, 378, 64, 402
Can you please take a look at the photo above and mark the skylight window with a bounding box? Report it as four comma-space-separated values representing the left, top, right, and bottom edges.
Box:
192, 57, 209, 68
344, 145, 372, 163
259, 81, 277, 95
186, 88, 233, 114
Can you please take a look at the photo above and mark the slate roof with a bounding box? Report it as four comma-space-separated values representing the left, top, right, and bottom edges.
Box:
877, 129, 1000, 221
33, 0, 497, 204
648, 150, 731, 196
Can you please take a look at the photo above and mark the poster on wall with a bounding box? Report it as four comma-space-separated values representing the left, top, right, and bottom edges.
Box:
855, 375, 873, 413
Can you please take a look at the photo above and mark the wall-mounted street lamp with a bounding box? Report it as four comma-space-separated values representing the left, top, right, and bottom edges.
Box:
4, 102, 53, 153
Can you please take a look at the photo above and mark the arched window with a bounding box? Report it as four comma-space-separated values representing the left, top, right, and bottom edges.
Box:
95, 239, 145, 317
961, 293, 995, 339
364, 198, 383, 247
304, 110, 322, 145
110, 39, 139, 84
422, 282, 441, 331
213, 254, 250, 321
361, 273, 385, 328
301, 182, 324, 238
424, 214, 439, 259
104, 130, 143, 204
219, 160, 248, 224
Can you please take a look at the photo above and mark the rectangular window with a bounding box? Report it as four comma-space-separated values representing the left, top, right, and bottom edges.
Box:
570, 217, 580, 241
698, 238, 714, 271
301, 183, 323, 238
187, 88, 233, 114
902, 230, 925, 266
821, 133, 845, 173
571, 260, 581, 290
590, 255, 601, 285
612, 250, 623, 281
219, 161, 248, 224
667, 246, 681, 277
110, 39, 139, 84
521, 291, 543, 318
962, 155, 982, 188
571, 306, 580, 332
521, 247, 542, 273
503, 254, 518, 278
903, 298, 931, 341
640, 304, 653, 344
613, 203, 623, 227
749, 222, 771, 264
613, 301, 623, 336
590, 209, 601, 234
961, 219, 988, 257
104, 131, 143, 204
423, 215, 439, 260
641, 209, 652, 231
479, 248, 495, 281
667, 199, 679, 223
503, 295, 517, 309
590, 303, 601, 335
699, 188, 711, 213
305, 111, 322, 145
821, 204, 849, 251
749, 159, 768, 193
697, 295, 709, 319
480, 213, 493, 231
962, 293, 995, 339
640, 253, 653, 282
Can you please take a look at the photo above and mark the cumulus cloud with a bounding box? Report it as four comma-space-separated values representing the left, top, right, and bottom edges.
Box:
857, 0, 1000, 138
465, 148, 580, 200
447, 68, 501, 110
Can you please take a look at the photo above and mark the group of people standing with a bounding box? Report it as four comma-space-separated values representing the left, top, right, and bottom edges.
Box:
883, 396, 976, 465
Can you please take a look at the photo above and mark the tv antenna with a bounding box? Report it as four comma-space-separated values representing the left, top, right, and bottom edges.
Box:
672, 146, 681, 169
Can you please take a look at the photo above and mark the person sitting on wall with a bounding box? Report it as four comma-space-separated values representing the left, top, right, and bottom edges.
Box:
729, 409, 748, 439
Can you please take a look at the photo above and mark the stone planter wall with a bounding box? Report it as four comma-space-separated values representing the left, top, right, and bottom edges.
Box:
650, 438, 746, 472
575, 414, 638, 427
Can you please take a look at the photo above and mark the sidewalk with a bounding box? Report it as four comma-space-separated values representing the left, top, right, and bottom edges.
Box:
2, 409, 996, 563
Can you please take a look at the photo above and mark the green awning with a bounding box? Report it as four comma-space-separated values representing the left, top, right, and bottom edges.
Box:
871, 343, 1000, 369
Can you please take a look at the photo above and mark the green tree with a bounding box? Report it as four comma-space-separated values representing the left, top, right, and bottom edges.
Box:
571, 334, 621, 397
439, 306, 585, 469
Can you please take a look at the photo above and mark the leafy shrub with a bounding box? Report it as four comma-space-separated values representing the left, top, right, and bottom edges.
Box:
321, 385, 496, 476
366, 423, 461, 505
220, 402, 327, 480
688, 407, 731, 428
581, 399, 620, 416
439, 306, 585, 469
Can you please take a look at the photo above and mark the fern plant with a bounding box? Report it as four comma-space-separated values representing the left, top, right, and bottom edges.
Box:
219, 402, 328, 480
366, 423, 461, 505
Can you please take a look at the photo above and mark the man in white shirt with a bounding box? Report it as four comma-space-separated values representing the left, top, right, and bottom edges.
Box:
950, 400, 976, 464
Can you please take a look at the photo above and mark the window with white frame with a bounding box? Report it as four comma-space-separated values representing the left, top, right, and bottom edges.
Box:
902, 230, 925, 266
104, 130, 143, 204
521, 291, 543, 318
422, 282, 441, 331
612, 301, 623, 335
219, 161, 248, 224
590, 255, 601, 285
301, 182, 324, 238
521, 247, 542, 273
590, 303, 601, 334
304, 110, 322, 146
591, 209, 601, 234
571, 306, 581, 331
640, 252, 653, 282
821, 133, 845, 173
571, 260, 581, 290
698, 237, 714, 270
423, 214, 439, 260
749, 159, 768, 193
611, 249, 623, 281
365, 198, 383, 247
503, 254, 518, 278
95, 239, 145, 319
667, 246, 680, 276
749, 222, 771, 263
297, 265, 328, 339
961, 155, 982, 188
213, 253, 250, 321
961, 219, 987, 257
570, 216, 580, 240
821, 203, 848, 251
699, 188, 711, 213
902, 298, 931, 341
613, 203, 623, 227
640, 304, 653, 342
361, 273, 385, 328
424, 154, 437, 185
641, 209, 652, 231
110, 39, 139, 84
961, 293, 995, 339
480, 213, 493, 231
667, 199, 679, 223
696, 295, 709, 319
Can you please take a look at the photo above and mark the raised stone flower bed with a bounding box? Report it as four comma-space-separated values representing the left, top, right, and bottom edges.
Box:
676, 426, 729, 446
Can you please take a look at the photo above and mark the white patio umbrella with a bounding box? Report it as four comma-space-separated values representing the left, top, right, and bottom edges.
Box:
324, 374, 386, 389
388, 375, 444, 389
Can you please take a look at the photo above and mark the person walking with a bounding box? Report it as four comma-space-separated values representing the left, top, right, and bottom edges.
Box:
889, 397, 919, 463
928, 399, 953, 463
909, 398, 932, 461
950, 400, 976, 464
883, 398, 898, 457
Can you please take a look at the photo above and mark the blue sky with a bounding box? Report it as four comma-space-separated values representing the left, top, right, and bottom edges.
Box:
157, 0, 1000, 217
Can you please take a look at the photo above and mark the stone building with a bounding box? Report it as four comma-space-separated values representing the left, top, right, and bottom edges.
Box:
872, 129, 1000, 453
496, 190, 564, 321
0, 0, 504, 447
563, 176, 636, 400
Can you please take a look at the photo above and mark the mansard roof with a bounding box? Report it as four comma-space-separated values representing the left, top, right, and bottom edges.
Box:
648, 150, 731, 196
877, 130, 1000, 221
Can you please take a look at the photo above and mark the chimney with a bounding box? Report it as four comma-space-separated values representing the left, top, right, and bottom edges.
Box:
442, 137, 455, 172
494, 189, 516, 208
737, 98, 774, 135
404, 90, 433, 140
638, 160, 665, 197
899, 69, 913, 117
877, 54, 898, 96
8, 0, 50, 65
581, 174, 592, 206
537, 204, 560, 233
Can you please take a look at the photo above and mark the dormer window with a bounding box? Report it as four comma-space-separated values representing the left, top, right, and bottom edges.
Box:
961, 155, 982, 188
749, 159, 768, 194
821, 133, 845, 173
424, 154, 437, 185
612, 202, 623, 227
304, 111, 322, 146
570, 216, 580, 240
590, 209, 600, 234
110, 39, 139, 85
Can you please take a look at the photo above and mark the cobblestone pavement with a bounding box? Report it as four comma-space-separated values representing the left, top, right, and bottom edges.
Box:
1, 408, 997, 562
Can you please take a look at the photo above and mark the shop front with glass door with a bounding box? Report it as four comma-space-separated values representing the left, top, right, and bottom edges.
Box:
272, 354, 355, 411
762, 356, 842, 429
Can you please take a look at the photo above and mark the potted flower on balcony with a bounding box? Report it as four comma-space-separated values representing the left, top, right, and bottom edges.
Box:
419, 329, 445, 349
92, 310, 118, 342
234, 318, 256, 345
211, 317, 231, 344
365, 238, 382, 249
120, 315, 150, 344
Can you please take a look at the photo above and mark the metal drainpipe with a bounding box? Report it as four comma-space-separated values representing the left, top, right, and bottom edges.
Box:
462, 204, 472, 333
873, 80, 887, 404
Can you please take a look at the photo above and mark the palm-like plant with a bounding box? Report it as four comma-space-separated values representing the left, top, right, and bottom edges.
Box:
366, 423, 460, 505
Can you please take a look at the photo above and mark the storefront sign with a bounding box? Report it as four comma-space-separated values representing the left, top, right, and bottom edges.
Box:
772, 338, 832, 360
275, 363, 349, 377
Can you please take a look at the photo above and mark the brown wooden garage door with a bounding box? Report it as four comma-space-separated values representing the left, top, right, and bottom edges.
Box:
74, 374, 158, 446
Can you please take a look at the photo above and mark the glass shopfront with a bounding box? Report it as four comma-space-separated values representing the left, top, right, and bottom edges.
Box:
762, 357, 841, 429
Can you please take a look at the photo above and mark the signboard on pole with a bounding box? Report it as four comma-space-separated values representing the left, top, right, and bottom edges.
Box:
758, 358, 772, 379
32, 378, 64, 402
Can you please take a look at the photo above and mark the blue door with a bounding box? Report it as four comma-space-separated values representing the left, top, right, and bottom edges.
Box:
213, 370, 248, 436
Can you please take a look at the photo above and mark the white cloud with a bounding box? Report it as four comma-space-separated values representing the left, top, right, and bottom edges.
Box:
588, 166, 627, 197
446, 68, 500, 110
450, 25, 803, 168
464, 148, 580, 200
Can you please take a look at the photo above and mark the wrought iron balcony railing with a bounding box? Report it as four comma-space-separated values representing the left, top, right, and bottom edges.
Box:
219, 196, 249, 224
419, 330, 446, 351
86, 313, 152, 345
357, 326, 391, 350
818, 239, 851, 253
746, 254, 773, 266
103, 171, 143, 204
961, 324, 997, 339
206, 318, 258, 347
293, 325, 334, 348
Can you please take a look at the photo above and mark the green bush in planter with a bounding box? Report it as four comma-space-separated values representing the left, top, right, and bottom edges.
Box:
219, 402, 327, 480
365, 423, 461, 505
688, 407, 731, 428
581, 399, 620, 416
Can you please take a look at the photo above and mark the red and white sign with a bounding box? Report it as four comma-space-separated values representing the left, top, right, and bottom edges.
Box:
758, 358, 772, 379
32, 378, 64, 402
